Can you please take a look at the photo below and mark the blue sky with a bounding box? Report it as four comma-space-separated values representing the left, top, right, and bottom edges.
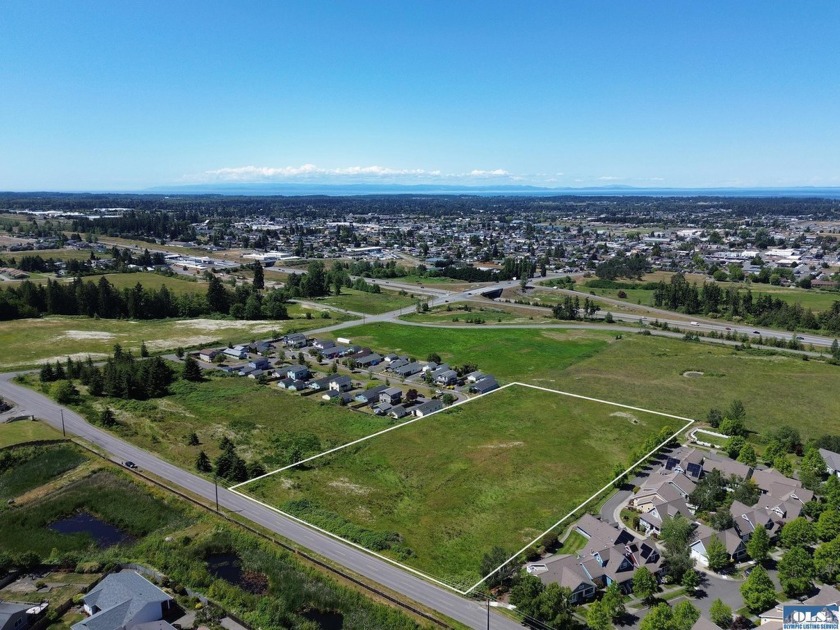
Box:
1, 1, 839, 191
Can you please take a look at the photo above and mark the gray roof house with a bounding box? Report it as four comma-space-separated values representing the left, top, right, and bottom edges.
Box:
354, 385, 388, 404
471, 376, 499, 394
0, 602, 30, 630
328, 375, 353, 392
820, 448, 840, 477
413, 399, 443, 417
434, 369, 459, 386
72, 570, 173, 630
379, 387, 403, 405
394, 362, 422, 378
285, 365, 310, 380
283, 332, 308, 348
355, 353, 383, 367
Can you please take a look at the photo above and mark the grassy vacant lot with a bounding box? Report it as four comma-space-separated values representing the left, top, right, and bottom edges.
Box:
78, 375, 390, 471
0, 310, 353, 369
314, 287, 418, 314
88, 271, 205, 295
330, 323, 610, 383
556, 333, 840, 440
0, 444, 87, 501
0, 419, 63, 448
245, 385, 678, 589
401, 302, 554, 326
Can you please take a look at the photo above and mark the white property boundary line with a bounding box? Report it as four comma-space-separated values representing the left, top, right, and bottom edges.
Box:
231, 382, 697, 595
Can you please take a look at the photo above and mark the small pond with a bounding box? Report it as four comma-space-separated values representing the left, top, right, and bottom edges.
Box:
49, 512, 132, 548
206, 552, 268, 594
302, 609, 344, 630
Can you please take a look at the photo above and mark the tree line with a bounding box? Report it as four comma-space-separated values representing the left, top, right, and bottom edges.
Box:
652, 273, 840, 334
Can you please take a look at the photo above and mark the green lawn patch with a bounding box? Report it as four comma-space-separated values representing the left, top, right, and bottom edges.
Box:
0, 419, 63, 448
0, 444, 87, 500
559, 530, 588, 555
328, 323, 610, 383
243, 384, 680, 590
90, 271, 205, 296
314, 288, 418, 314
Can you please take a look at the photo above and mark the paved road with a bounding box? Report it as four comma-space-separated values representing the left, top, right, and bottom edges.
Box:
0, 374, 521, 630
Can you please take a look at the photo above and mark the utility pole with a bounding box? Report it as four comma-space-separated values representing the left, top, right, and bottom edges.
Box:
60, 409, 66, 437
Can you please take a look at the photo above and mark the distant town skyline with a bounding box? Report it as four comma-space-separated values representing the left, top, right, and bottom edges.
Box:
1, 1, 839, 191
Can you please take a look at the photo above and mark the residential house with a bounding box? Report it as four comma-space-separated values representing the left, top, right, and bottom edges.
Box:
287, 380, 308, 392
728, 499, 781, 541
197, 348, 221, 363
662, 446, 704, 480
759, 585, 840, 625
630, 471, 697, 512
470, 377, 499, 395
321, 346, 344, 359
285, 365, 310, 381
354, 385, 388, 405
422, 362, 439, 373
387, 358, 409, 371
434, 369, 459, 386
637, 497, 693, 536
283, 333, 308, 348
72, 570, 173, 630
223, 345, 249, 360
691, 618, 721, 630
394, 362, 423, 378
820, 448, 840, 477
702, 452, 752, 480
307, 377, 333, 391
389, 405, 409, 419
250, 341, 273, 356
0, 602, 30, 630
311, 338, 336, 350
379, 387, 403, 405
414, 399, 443, 417
246, 369, 266, 380
382, 353, 399, 363
527, 514, 662, 600
277, 377, 296, 390
689, 526, 747, 567
248, 358, 271, 370
355, 353, 383, 368
465, 370, 486, 383
321, 391, 352, 404
751, 469, 814, 521
328, 375, 353, 392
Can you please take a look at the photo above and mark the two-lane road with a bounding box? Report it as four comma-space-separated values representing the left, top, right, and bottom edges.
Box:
0, 374, 521, 630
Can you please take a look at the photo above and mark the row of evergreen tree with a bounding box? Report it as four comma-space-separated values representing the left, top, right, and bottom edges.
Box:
0, 272, 290, 321
40, 346, 176, 401
652, 274, 840, 333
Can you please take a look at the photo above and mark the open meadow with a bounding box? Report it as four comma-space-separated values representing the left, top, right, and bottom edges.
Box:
328, 322, 840, 440
313, 287, 418, 315
0, 308, 355, 369
0, 419, 63, 448
243, 384, 681, 590
328, 322, 610, 383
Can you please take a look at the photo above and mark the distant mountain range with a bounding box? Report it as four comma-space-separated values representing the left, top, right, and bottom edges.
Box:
142, 183, 840, 198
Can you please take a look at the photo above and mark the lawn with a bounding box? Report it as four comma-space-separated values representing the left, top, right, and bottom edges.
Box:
314, 288, 418, 314
0, 310, 353, 369
243, 384, 680, 590
555, 333, 840, 440
327, 323, 611, 384
0, 419, 64, 448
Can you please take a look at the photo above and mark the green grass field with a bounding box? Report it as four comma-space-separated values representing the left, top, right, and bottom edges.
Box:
329, 323, 610, 383
0, 310, 354, 369
401, 303, 554, 325
0, 444, 87, 501
88, 271, 205, 295
314, 288, 418, 314
555, 333, 840, 439
78, 374, 391, 471
244, 384, 679, 589
0, 420, 64, 448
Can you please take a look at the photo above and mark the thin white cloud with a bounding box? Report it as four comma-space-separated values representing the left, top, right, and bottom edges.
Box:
198, 164, 516, 183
